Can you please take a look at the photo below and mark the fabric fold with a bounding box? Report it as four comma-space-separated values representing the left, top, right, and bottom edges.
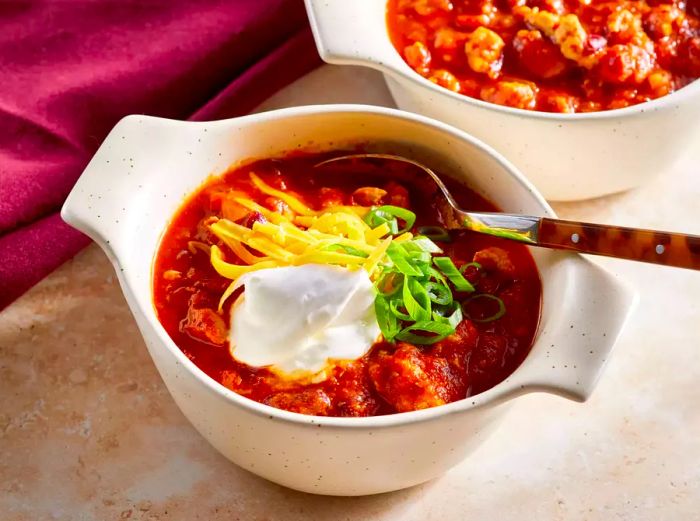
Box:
0, 1, 321, 310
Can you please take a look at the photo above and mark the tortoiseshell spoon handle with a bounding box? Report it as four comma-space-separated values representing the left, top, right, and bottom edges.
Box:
537, 218, 700, 270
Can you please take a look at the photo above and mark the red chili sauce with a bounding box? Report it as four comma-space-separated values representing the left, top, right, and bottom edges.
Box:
153, 153, 542, 416
387, 0, 700, 112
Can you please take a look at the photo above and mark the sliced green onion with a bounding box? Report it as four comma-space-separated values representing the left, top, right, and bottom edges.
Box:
433, 302, 463, 329
379, 205, 416, 233
375, 296, 400, 341
365, 205, 416, 234
375, 271, 403, 297
322, 243, 369, 258
416, 226, 451, 242
459, 261, 482, 274
386, 243, 422, 276
364, 208, 399, 234
462, 294, 506, 323
402, 277, 432, 322
426, 266, 448, 286
395, 321, 454, 345
382, 216, 400, 235
425, 281, 452, 306
404, 236, 443, 254
408, 251, 432, 264
434, 257, 475, 293
373, 236, 481, 344
459, 262, 484, 288
389, 298, 412, 321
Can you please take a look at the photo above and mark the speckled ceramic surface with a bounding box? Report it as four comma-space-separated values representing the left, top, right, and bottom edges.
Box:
57, 100, 633, 495
1, 66, 699, 518
305, 0, 700, 201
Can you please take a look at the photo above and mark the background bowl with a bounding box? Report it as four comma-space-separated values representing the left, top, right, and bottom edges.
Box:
61, 105, 635, 495
305, 0, 700, 202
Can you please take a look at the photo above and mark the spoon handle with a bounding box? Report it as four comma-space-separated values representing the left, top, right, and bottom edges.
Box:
537, 218, 700, 270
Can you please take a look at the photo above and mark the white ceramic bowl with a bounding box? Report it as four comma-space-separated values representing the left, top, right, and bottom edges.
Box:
61, 105, 635, 495
305, 0, 700, 202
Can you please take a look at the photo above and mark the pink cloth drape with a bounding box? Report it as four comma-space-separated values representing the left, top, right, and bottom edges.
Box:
0, 0, 321, 310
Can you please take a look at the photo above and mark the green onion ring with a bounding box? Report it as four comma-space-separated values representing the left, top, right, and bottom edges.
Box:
462, 294, 506, 323
365, 205, 416, 234
375, 296, 400, 341
459, 261, 482, 274
425, 281, 452, 306
389, 299, 412, 321
395, 321, 454, 345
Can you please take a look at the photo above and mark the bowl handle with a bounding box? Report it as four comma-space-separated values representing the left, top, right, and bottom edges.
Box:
60, 114, 195, 263
502, 256, 637, 403
304, 0, 398, 68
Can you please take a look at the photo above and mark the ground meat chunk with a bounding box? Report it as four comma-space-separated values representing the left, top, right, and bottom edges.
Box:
521, 7, 559, 38
368, 343, 462, 412
333, 362, 379, 417
543, 92, 579, 112
554, 14, 590, 64
429, 69, 461, 91
465, 27, 505, 78
473, 246, 516, 276
351, 186, 388, 206
264, 388, 332, 416
384, 181, 411, 208
521, 8, 596, 67
181, 306, 228, 346
606, 9, 655, 54
480, 81, 537, 109
318, 187, 345, 209
597, 44, 655, 84
430, 320, 479, 371
404, 41, 432, 73
645, 5, 685, 39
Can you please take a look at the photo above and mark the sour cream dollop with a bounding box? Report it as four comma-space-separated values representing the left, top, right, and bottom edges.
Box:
229, 264, 380, 374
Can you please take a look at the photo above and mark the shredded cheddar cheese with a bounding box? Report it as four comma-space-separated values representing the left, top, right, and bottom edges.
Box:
208, 173, 398, 310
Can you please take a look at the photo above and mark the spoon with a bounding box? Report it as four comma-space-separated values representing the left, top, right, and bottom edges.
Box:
316, 153, 700, 270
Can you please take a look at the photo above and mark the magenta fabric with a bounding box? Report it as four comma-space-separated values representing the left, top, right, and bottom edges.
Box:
0, 1, 321, 310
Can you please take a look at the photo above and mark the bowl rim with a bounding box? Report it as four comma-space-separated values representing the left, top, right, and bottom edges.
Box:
313, 0, 700, 121
141, 104, 562, 429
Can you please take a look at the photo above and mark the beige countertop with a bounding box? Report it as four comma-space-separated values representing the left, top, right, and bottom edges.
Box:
1, 66, 699, 520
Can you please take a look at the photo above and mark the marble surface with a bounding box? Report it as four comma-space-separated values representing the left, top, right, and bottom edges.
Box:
1, 65, 699, 520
